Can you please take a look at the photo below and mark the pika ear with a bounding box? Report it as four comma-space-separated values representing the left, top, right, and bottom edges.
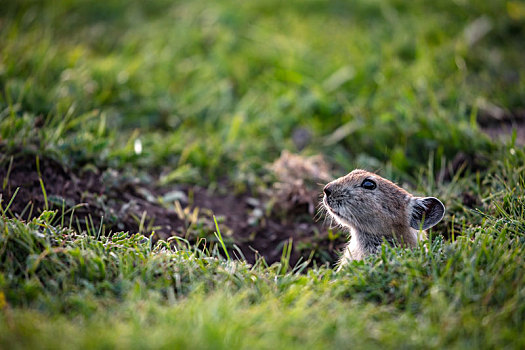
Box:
410, 197, 445, 230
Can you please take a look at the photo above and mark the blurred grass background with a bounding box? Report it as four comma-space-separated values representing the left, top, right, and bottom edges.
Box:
2, 0, 523, 184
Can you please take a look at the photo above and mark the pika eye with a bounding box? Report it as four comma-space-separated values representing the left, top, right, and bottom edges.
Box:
361, 179, 376, 190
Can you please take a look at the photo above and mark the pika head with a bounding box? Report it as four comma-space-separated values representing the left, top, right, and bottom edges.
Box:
323, 169, 445, 268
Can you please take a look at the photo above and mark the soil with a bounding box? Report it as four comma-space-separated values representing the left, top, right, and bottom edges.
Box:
0, 150, 344, 266
478, 107, 525, 146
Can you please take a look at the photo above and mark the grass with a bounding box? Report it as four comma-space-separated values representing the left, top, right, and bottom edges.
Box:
1, 0, 525, 348
2, 0, 522, 181
0, 149, 524, 348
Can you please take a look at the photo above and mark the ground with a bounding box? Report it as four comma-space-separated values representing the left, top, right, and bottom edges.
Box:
0, 149, 343, 265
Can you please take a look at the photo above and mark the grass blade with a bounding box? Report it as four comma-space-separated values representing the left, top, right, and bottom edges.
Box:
213, 215, 230, 261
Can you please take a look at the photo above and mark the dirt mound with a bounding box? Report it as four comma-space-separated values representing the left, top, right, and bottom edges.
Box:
0, 150, 344, 266
269, 150, 332, 215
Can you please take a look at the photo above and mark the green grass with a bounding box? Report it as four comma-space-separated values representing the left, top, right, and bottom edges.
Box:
2, 0, 523, 181
0, 148, 524, 349
1, 0, 525, 348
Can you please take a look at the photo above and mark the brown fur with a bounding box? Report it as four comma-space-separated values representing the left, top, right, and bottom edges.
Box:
322, 169, 445, 269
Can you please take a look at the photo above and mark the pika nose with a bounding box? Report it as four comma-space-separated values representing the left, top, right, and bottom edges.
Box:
323, 184, 332, 197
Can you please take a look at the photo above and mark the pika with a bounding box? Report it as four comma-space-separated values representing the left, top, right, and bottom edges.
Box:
322, 169, 445, 269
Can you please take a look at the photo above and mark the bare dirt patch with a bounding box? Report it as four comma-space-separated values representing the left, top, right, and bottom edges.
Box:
478, 105, 525, 146
0, 150, 345, 266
